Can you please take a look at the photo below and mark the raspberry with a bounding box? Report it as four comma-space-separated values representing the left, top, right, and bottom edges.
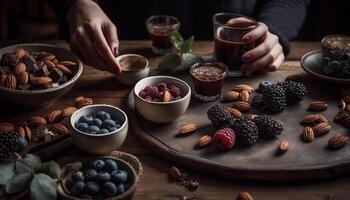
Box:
213, 128, 236, 151
157, 82, 167, 92
144, 96, 152, 101
139, 90, 147, 98
169, 85, 181, 97
144, 86, 159, 98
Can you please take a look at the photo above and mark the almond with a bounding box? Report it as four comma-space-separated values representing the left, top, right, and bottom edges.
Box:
163, 91, 171, 102
233, 84, 254, 94
227, 108, 242, 118
312, 122, 331, 136
14, 62, 26, 76
302, 127, 314, 142
17, 71, 29, 85
279, 140, 289, 152
328, 134, 349, 149
42, 54, 55, 61
56, 64, 72, 75
308, 101, 328, 111
232, 101, 250, 112
197, 135, 211, 147
169, 166, 182, 180
316, 114, 328, 124
301, 114, 319, 125
75, 98, 93, 108
0, 122, 15, 132
222, 91, 239, 102
27, 116, 47, 127
62, 106, 78, 118
245, 114, 257, 121
44, 60, 55, 68
32, 77, 52, 85
18, 126, 32, 140
5, 74, 16, 89
343, 96, 350, 104
239, 90, 250, 102
16, 48, 27, 59
47, 110, 62, 123
179, 123, 197, 135
237, 192, 254, 200
59, 60, 77, 67
50, 123, 69, 134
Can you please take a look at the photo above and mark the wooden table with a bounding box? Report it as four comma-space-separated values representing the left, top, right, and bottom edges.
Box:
1, 41, 350, 200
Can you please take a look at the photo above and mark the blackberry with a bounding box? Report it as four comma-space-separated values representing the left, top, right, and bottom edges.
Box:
253, 115, 283, 138
207, 105, 233, 128
233, 119, 259, 146
278, 81, 307, 104
262, 84, 286, 112
0, 145, 10, 160
0, 131, 22, 152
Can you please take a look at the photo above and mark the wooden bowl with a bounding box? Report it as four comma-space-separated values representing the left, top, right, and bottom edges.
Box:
58, 151, 142, 200
0, 43, 83, 108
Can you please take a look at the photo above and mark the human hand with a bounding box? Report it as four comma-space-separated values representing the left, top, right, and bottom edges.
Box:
66, 0, 120, 74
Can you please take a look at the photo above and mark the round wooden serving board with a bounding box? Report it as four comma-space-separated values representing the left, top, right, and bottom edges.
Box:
128, 69, 350, 181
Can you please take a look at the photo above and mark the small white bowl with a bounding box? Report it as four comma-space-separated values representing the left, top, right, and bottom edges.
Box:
70, 104, 128, 155
116, 54, 150, 85
134, 76, 191, 123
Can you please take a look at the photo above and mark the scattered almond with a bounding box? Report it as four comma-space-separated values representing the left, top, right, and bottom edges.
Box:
301, 114, 319, 125
316, 114, 328, 124
197, 135, 211, 148
179, 123, 197, 135
16, 48, 27, 59
239, 90, 250, 102
237, 192, 254, 200
47, 110, 62, 123
27, 117, 47, 127
302, 127, 314, 142
0, 122, 15, 132
169, 166, 182, 180
227, 108, 242, 118
75, 98, 93, 108
312, 122, 331, 136
42, 54, 55, 61
14, 62, 26, 76
222, 91, 239, 102
328, 134, 349, 149
50, 123, 69, 134
32, 77, 52, 85
17, 71, 29, 85
163, 91, 171, 102
62, 106, 78, 118
56, 64, 72, 75
279, 140, 289, 152
43, 60, 55, 68
233, 84, 254, 94
5, 74, 16, 89
232, 101, 250, 112
308, 101, 328, 111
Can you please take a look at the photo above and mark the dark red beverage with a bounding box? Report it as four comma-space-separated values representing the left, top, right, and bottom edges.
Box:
214, 37, 255, 70
149, 23, 173, 50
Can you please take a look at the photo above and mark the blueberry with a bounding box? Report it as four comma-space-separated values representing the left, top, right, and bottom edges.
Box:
77, 123, 89, 132
104, 159, 118, 172
72, 171, 85, 182
80, 194, 93, 199
84, 169, 98, 181
103, 119, 116, 129
88, 126, 100, 134
95, 171, 111, 183
84, 181, 101, 195
109, 127, 118, 132
79, 115, 93, 124
18, 137, 28, 147
70, 181, 85, 196
259, 81, 272, 91
117, 184, 126, 194
90, 160, 105, 171
102, 182, 118, 197
91, 118, 103, 127
111, 170, 128, 184
96, 111, 111, 121
97, 129, 109, 134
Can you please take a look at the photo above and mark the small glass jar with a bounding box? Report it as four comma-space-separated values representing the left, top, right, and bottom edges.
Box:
190, 62, 228, 102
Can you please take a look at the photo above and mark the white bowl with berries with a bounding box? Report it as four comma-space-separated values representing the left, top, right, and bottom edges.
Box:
134, 76, 191, 123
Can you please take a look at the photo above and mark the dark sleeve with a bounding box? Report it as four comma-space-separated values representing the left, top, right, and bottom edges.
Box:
46, 0, 77, 40
256, 0, 310, 55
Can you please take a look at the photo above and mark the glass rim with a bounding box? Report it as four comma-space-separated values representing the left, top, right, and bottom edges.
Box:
190, 62, 229, 78
213, 12, 257, 30
145, 15, 181, 26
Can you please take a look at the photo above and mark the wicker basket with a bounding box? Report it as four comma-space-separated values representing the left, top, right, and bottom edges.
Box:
58, 151, 143, 200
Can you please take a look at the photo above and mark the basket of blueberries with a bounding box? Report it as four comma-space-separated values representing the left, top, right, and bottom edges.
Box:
58, 151, 142, 200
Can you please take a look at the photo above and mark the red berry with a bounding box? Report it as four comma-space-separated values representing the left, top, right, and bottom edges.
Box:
213, 128, 236, 151
139, 90, 147, 98
169, 86, 181, 97
144, 86, 159, 98
157, 83, 167, 92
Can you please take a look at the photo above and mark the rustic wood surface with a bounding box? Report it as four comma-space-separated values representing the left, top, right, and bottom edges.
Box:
1, 41, 350, 200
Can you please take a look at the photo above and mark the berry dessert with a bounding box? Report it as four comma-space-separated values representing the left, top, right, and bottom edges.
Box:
0, 131, 28, 160
213, 128, 236, 151
66, 159, 130, 199
138, 82, 183, 102
253, 115, 283, 138
233, 119, 259, 146
76, 111, 122, 134
278, 81, 307, 104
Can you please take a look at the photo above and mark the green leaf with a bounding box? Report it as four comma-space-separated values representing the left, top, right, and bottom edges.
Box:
34, 161, 61, 179
170, 31, 184, 50
19, 154, 41, 169
0, 163, 15, 186
177, 36, 194, 53
182, 53, 204, 65
6, 172, 32, 194
158, 53, 182, 71
30, 174, 57, 200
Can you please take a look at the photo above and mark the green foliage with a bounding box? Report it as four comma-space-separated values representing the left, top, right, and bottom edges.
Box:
30, 174, 57, 200
6, 172, 32, 194
34, 161, 61, 179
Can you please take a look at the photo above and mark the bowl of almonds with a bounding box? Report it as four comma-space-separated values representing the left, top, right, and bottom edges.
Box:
0, 43, 83, 108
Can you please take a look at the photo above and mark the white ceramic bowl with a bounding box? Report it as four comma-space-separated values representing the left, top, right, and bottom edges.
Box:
116, 54, 150, 85
70, 104, 128, 155
134, 76, 191, 123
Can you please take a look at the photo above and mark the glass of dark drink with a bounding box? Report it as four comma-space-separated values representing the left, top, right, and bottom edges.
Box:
146, 15, 180, 55
213, 13, 257, 76
190, 62, 228, 102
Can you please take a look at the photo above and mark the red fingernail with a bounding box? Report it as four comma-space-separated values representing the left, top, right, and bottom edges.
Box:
242, 36, 251, 43
113, 47, 119, 57
242, 54, 251, 62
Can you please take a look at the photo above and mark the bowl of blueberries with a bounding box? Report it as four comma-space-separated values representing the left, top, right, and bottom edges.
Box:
58, 156, 139, 200
70, 104, 128, 155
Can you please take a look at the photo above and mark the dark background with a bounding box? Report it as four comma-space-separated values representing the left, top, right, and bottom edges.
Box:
0, 0, 349, 42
